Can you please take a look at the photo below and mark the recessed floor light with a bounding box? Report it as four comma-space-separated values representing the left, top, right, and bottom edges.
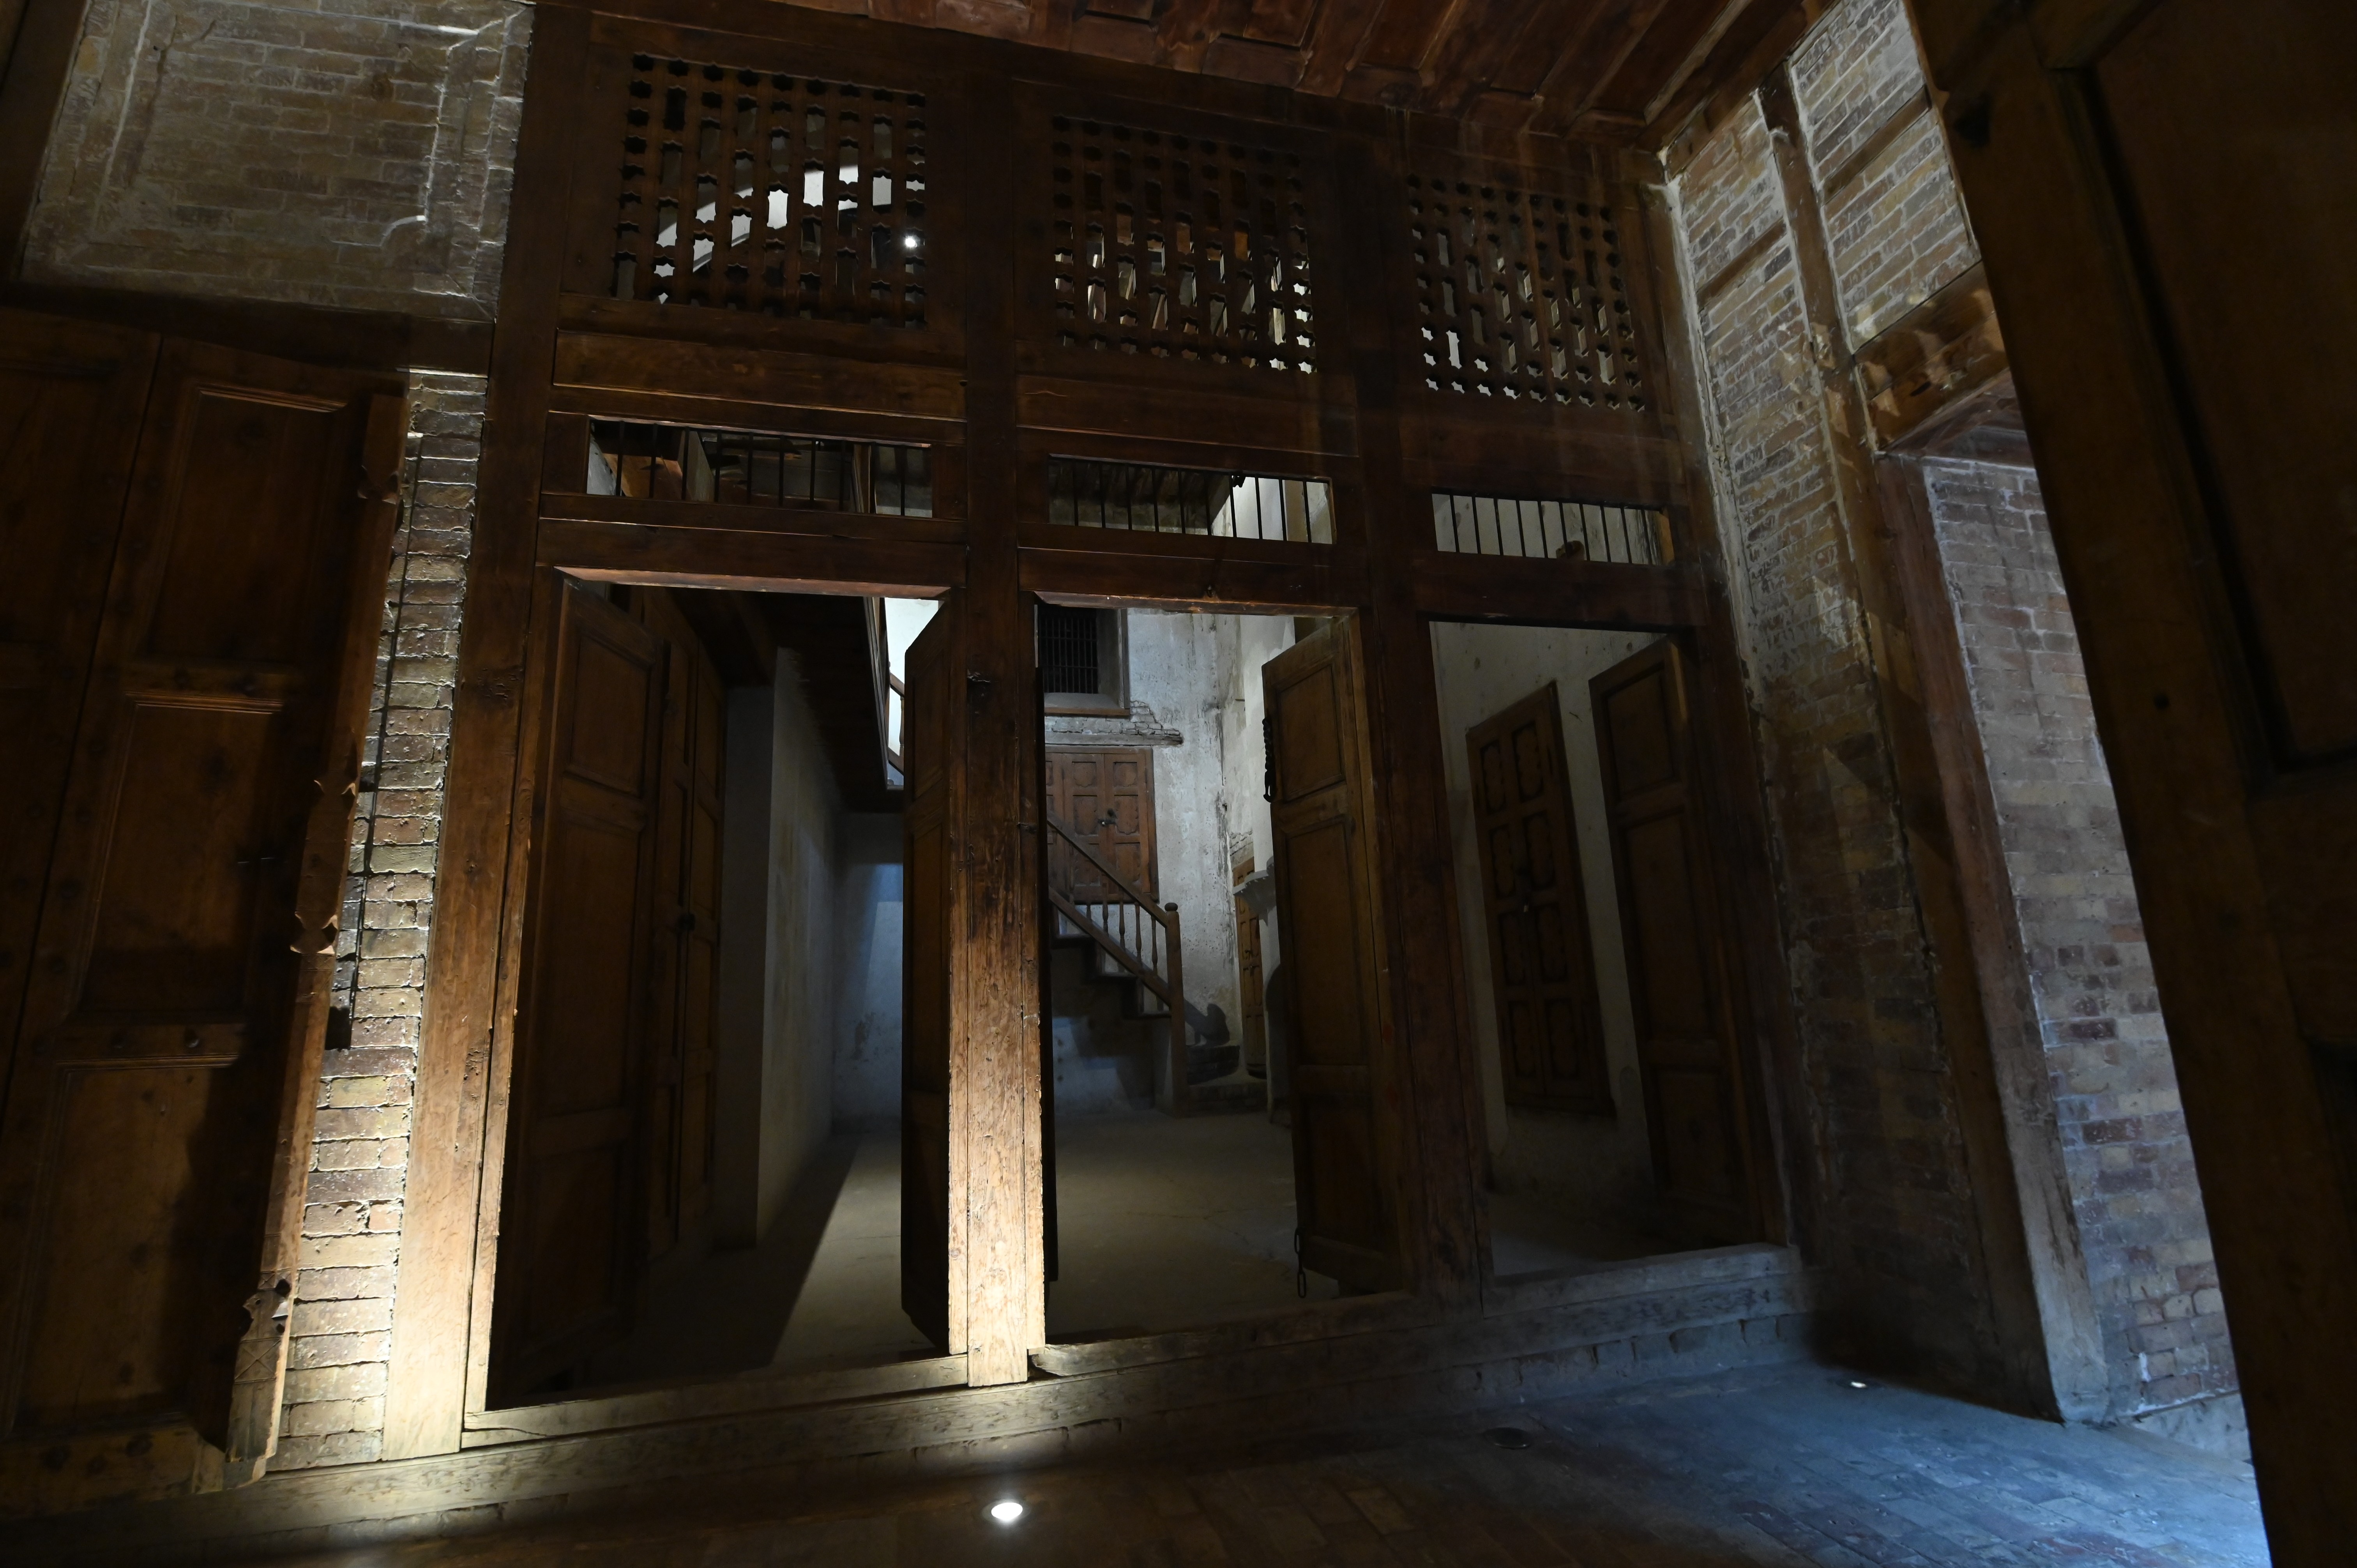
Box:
989, 1499, 1025, 1525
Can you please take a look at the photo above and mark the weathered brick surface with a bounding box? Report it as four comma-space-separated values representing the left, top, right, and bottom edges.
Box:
21, 0, 529, 317
1922, 459, 2232, 1417
277, 371, 483, 1467
1677, 0, 2231, 1423
1789, 0, 1978, 344
1674, 95, 1999, 1383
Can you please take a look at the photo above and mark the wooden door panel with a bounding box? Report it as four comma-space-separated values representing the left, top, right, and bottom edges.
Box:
0, 337, 395, 1473
1590, 643, 1755, 1243
494, 583, 665, 1397
1465, 685, 1610, 1113
1262, 620, 1401, 1293
901, 595, 959, 1351
0, 311, 159, 1072
1045, 747, 1156, 901
77, 703, 283, 1012
17, 1064, 271, 1432
1277, 814, 1369, 1070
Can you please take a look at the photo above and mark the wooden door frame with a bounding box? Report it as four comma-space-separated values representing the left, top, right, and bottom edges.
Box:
386, 0, 1765, 1457
1416, 613, 1798, 1296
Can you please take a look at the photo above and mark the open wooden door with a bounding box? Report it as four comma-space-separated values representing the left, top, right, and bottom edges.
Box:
0, 335, 398, 1490
1590, 642, 1757, 1244
491, 581, 666, 1400
634, 589, 726, 1259
1466, 684, 1613, 1116
900, 595, 959, 1351
1261, 618, 1403, 1293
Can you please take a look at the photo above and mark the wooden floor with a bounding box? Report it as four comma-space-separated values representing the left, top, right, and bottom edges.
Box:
263, 1363, 2267, 1567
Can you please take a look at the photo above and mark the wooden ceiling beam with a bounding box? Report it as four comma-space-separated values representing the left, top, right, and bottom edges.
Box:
1529, 0, 1682, 134
1413, 0, 1567, 118
1295, 0, 1387, 96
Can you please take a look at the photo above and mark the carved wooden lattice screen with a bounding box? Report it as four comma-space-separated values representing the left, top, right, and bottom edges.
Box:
1045, 115, 1315, 373
1405, 173, 1647, 411
608, 54, 931, 322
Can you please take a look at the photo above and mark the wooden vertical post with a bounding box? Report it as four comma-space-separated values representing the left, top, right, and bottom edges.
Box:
1322, 135, 1483, 1309
954, 65, 1044, 1386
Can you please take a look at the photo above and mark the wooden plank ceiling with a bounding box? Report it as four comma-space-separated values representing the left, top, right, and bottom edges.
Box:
825, 0, 1810, 141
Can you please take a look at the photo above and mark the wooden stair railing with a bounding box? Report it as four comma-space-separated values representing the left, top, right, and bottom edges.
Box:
1044, 809, 1189, 1112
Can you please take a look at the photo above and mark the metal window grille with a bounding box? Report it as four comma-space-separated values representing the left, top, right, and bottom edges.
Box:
1038, 606, 1104, 695
588, 421, 933, 516
1045, 458, 1332, 543
1429, 492, 1667, 564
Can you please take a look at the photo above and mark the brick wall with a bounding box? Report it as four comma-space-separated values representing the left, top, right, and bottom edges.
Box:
1788, 0, 1978, 344
1921, 458, 2233, 1420
1673, 0, 2233, 1427
1673, 97, 2002, 1381
277, 371, 484, 1469
19, 0, 530, 317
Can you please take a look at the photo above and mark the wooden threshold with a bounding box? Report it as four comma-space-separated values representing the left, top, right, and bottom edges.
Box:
18, 1259, 1817, 1561
1032, 1291, 1438, 1379
459, 1355, 969, 1448
1481, 1241, 1802, 1317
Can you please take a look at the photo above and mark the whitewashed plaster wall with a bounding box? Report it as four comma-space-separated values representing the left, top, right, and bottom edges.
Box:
830, 812, 905, 1127
1429, 623, 1663, 1223
754, 655, 843, 1237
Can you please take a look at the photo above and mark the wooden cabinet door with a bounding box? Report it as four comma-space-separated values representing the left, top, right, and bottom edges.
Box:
901, 595, 959, 1351
1262, 619, 1402, 1293
634, 590, 726, 1258
1466, 684, 1612, 1115
1044, 747, 1156, 901
0, 339, 397, 1475
1590, 643, 1756, 1243
492, 581, 667, 1400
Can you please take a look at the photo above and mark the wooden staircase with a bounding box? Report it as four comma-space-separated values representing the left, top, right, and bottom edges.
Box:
1044, 809, 1193, 1111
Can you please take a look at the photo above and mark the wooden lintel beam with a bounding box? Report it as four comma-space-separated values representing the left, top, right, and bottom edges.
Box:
1018, 539, 1369, 611
1409, 553, 1709, 628
539, 517, 967, 596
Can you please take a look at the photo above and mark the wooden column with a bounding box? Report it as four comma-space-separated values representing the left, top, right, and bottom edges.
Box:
954, 67, 1046, 1386
1906, 2, 2357, 1556
1327, 136, 1481, 1309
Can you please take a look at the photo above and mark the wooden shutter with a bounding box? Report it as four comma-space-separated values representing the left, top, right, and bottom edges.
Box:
1262, 619, 1402, 1293
492, 581, 667, 1398
634, 589, 727, 1257
1465, 684, 1613, 1115
900, 595, 959, 1350
0, 338, 398, 1481
1590, 643, 1755, 1243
